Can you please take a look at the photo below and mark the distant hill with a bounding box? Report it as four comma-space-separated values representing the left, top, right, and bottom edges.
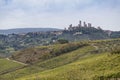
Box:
0, 28, 61, 34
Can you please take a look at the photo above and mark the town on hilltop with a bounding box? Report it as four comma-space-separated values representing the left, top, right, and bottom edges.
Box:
65, 20, 102, 31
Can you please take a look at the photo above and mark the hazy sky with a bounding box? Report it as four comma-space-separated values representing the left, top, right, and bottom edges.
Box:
0, 0, 120, 31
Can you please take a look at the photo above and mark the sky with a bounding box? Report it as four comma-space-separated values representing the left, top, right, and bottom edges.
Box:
0, 0, 120, 31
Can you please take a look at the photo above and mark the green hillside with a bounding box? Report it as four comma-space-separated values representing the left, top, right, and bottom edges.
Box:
0, 39, 120, 80
17, 53, 120, 80
0, 45, 92, 80
0, 58, 24, 75
10, 42, 88, 64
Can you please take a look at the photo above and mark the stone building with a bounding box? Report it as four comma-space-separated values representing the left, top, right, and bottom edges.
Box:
67, 20, 93, 31
88, 23, 92, 27
78, 20, 82, 27
83, 22, 87, 27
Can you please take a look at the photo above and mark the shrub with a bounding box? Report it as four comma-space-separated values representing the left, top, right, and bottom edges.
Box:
110, 47, 120, 55
52, 42, 88, 56
57, 39, 69, 44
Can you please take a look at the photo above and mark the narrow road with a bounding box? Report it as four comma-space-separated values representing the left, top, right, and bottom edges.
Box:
6, 58, 28, 65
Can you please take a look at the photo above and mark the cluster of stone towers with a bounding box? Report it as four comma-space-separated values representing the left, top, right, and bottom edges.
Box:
67, 20, 92, 31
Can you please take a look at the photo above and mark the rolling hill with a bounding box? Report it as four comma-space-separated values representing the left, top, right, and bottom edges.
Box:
0, 39, 120, 80
0, 58, 24, 75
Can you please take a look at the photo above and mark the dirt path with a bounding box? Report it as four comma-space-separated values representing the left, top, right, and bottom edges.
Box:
6, 58, 28, 65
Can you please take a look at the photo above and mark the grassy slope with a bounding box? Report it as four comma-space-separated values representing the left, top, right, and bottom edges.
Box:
0, 46, 94, 80
0, 58, 23, 74
1, 39, 120, 80
18, 53, 120, 80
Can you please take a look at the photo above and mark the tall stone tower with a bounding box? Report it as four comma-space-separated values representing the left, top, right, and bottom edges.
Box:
88, 23, 92, 27
78, 20, 82, 27
83, 22, 87, 27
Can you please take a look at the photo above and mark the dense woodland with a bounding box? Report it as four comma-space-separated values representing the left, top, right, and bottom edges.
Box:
0, 26, 120, 57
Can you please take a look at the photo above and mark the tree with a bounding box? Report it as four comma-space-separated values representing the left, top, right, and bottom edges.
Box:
57, 39, 69, 44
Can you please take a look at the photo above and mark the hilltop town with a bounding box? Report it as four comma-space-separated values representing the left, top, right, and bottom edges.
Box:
0, 20, 119, 57
64, 20, 101, 31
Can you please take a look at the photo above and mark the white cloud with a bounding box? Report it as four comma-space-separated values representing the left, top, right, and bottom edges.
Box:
0, 0, 120, 31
